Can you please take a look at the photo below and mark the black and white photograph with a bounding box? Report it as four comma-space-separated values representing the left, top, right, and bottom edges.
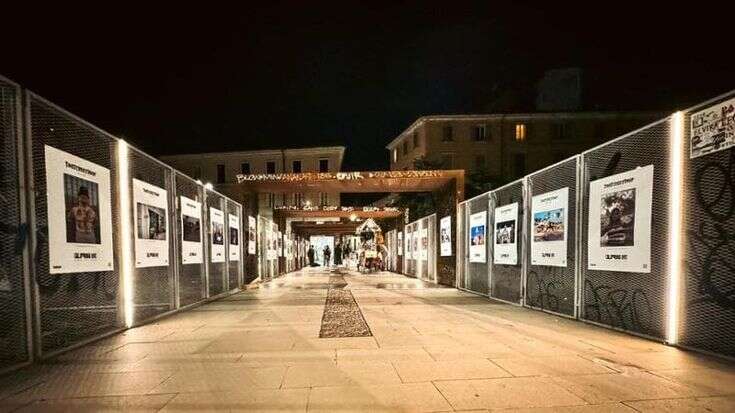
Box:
600, 189, 636, 247
182, 216, 201, 243
212, 222, 225, 245
180, 195, 203, 264
248, 216, 256, 255
210, 207, 226, 263
45, 145, 114, 274
229, 213, 240, 261
440, 215, 452, 257
136, 203, 166, 240
495, 220, 516, 244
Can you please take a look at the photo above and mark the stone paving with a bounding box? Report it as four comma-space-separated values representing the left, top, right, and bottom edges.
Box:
1, 268, 735, 412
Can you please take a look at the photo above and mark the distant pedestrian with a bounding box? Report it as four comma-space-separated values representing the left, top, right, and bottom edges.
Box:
323, 245, 331, 267
307, 245, 315, 266
334, 243, 343, 266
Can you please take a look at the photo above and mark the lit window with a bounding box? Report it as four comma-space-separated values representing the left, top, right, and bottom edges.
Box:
515, 123, 526, 141
393, 149, 398, 163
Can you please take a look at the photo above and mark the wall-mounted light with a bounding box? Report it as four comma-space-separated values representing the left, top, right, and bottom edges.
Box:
204, 182, 213, 190
667, 111, 684, 345
117, 140, 134, 328
349, 213, 357, 221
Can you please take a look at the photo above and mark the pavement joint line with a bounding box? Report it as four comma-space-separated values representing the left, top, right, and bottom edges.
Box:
429, 379, 456, 411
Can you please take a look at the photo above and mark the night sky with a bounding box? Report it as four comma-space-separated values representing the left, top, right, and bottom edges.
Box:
5, 2, 733, 171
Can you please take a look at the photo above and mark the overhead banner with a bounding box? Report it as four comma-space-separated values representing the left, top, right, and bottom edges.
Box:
229, 213, 240, 261
44, 145, 114, 274
180, 195, 203, 264
397, 231, 403, 256
469, 211, 487, 263
588, 165, 653, 273
420, 227, 428, 260
210, 207, 225, 263
440, 216, 452, 257
531, 187, 568, 267
494, 202, 518, 265
248, 216, 256, 254
690, 96, 735, 158
133, 179, 169, 268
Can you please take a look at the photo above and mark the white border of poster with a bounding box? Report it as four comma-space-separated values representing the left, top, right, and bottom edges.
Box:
44, 145, 114, 274
530, 187, 568, 267
420, 227, 428, 260
248, 216, 256, 255
690, 96, 735, 158
406, 229, 413, 259
588, 165, 653, 273
209, 207, 225, 263
133, 179, 169, 268
469, 211, 487, 263
397, 231, 403, 256
229, 213, 240, 261
180, 195, 203, 264
278, 231, 283, 257
440, 216, 452, 257
493, 202, 518, 265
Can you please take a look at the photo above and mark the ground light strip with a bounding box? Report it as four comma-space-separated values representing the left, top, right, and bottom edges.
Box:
667, 112, 684, 345
118, 140, 134, 328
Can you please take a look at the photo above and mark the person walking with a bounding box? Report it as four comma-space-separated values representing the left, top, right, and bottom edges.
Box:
334, 243, 342, 266
307, 245, 315, 266
323, 245, 331, 267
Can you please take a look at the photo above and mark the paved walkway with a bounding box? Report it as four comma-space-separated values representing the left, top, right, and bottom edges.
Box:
2, 268, 735, 412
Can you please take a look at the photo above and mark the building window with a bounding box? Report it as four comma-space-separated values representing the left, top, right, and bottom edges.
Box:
473, 125, 487, 141
194, 166, 202, 180
413, 131, 419, 147
513, 153, 526, 177
268, 193, 275, 207
442, 125, 454, 142
475, 155, 486, 170
266, 161, 276, 174
393, 149, 398, 163
216, 164, 225, 183
319, 159, 329, 172
402, 141, 408, 155
555, 123, 567, 140
241, 162, 250, 175
294, 193, 304, 206
440, 153, 454, 169
292, 160, 302, 173
319, 192, 329, 206
515, 123, 527, 141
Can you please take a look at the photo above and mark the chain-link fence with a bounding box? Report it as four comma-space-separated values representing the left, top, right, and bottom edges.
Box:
403, 214, 437, 283
175, 172, 207, 307
679, 92, 735, 358
0, 76, 31, 372
489, 179, 524, 305
463, 193, 490, 295
525, 157, 579, 317
205, 190, 227, 296
226, 199, 242, 290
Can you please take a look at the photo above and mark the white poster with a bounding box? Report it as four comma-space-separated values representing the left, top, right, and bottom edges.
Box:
248, 216, 256, 255
420, 228, 428, 260
440, 216, 452, 257
406, 229, 413, 259
266, 226, 274, 260
493, 202, 518, 265
278, 231, 283, 257
229, 213, 240, 261
469, 211, 487, 263
531, 187, 568, 267
44, 145, 114, 274
588, 165, 653, 273
690, 96, 735, 158
133, 179, 169, 268
180, 195, 203, 264
209, 207, 225, 263
397, 232, 403, 256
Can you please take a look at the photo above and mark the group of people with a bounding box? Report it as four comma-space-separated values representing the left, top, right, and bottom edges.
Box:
307, 242, 350, 267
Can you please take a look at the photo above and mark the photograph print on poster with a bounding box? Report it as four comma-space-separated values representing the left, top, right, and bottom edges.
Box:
440, 215, 452, 256
469, 211, 487, 263
588, 165, 653, 273
210, 207, 225, 263
690, 96, 735, 158
397, 231, 403, 256
531, 187, 568, 267
180, 195, 203, 264
420, 227, 428, 260
44, 145, 114, 274
493, 202, 518, 265
248, 216, 256, 255
229, 213, 240, 261
133, 179, 169, 268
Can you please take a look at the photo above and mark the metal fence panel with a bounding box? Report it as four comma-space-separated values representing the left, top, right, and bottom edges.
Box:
127, 147, 175, 323
174, 172, 206, 307
525, 158, 579, 317
580, 119, 671, 339
680, 93, 735, 357
466, 194, 490, 295
226, 199, 242, 290
27, 93, 123, 356
0, 77, 30, 370
490, 181, 524, 304
205, 191, 227, 296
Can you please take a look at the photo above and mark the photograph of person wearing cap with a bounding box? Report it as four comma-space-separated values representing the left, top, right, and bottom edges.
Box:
64, 174, 101, 244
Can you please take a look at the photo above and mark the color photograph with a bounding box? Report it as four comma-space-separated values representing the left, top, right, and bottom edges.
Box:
64, 174, 101, 245
533, 208, 564, 242
470, 224, 485, 246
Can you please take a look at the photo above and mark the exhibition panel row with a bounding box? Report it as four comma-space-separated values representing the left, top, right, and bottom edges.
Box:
0, 77, 267, 373
457, 91, 735, 359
